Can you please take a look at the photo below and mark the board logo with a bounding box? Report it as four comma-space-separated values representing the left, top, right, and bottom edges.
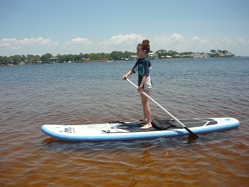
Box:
64, 127, 74, 133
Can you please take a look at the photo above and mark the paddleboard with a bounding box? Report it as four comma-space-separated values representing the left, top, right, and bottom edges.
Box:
41, 117, 239, 141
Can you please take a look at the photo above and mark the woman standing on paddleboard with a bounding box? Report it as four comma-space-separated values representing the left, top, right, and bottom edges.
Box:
123, 39, 153, 129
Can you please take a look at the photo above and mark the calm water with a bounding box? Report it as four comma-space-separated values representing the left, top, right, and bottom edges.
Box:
0, 57, 249, 186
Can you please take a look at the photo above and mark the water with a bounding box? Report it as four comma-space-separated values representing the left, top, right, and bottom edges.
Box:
1, 57, 249, 186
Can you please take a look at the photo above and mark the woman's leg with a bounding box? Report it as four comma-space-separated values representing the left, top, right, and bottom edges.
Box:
140, 92, 147, 123
140, 89, 152, 129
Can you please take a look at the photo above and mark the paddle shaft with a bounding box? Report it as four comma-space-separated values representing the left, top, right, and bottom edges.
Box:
126, 78, 199, 138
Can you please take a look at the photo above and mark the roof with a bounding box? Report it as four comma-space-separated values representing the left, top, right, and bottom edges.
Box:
49, 56, 59, 60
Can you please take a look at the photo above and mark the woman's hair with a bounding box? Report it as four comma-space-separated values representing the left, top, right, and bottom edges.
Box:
137, 39, 150, 54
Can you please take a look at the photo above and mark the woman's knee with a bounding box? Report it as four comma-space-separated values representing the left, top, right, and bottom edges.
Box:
142, 101, 150, 108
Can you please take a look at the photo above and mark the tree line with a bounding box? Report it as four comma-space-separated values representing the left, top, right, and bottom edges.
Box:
156, 49, 235, 58
0, 49, 235, 65
0, 51, 136, 65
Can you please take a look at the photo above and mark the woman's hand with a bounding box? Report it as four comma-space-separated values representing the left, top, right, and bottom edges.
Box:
123, 70, 133, 80
137, 86, 142, 92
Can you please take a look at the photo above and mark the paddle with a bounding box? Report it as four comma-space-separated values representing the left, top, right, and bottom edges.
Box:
126, 78, 199, 139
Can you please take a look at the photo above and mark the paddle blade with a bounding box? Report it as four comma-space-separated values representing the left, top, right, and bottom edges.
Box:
184, 127, 199, 139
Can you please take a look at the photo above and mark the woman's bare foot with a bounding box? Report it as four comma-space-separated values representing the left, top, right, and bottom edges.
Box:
141, 123, 152, 129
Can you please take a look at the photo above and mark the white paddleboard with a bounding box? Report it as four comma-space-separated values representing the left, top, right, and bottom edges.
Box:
41, 118, 239, 141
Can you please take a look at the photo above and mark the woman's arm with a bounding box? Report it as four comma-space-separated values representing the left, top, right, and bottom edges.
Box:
140, 75, 148, 87
137, 75, 148, 92
123, 61, 138, 80
123, 70, 133, 80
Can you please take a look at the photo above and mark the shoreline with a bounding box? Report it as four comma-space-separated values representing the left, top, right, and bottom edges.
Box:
0, 56, 243, 67
0, 49, 236, 66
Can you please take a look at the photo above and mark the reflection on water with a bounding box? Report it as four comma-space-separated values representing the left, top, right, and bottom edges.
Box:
1, 57, 249, 186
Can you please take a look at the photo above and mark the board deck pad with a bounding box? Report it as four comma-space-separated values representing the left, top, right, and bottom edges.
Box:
107, 118, 218, 132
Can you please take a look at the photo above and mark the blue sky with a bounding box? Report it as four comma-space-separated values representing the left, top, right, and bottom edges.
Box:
0, 0, 249, 56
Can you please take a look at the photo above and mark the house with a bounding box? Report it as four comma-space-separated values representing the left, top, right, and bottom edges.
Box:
130, 54, 137, 60
49, 56, 59, 63
156, 49, 167, 54
202, 53, 210, 58
148, 52, 158, 60
193, 53, 210, 58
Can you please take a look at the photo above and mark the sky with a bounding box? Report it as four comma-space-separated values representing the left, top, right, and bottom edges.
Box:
0, 0, 249, 56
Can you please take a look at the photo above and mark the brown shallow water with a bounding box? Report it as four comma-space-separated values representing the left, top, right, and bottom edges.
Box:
1, 58, 249, 186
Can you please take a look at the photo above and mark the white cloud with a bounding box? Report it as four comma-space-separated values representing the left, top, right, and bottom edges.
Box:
214, 38, 249, 48
154, 33, 184, 44
65, 37, 93, 45
95, 33, 145, 52
236, 38, 249, 46
153, 33, 186, 52
109, 33, 144, 45
191, 36, 208, 44
170, 33, 184, 41
0, 37, 93, 55
153, 33, 185, 52
1, 34, 249, 56
154, 34, 212, 52
0, 37, 58, 48
220, 38, 232, 44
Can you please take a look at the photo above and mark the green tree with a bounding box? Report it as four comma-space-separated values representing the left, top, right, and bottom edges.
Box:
0, 56, 11, 65
210, 49, 217, 54
12, 55, 22, 63
111, 51, 119, 60
41, 53, 52, 63
21, 55, 27, 61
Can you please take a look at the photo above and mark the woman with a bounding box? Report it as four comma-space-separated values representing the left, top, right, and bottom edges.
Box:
123, 39, 153, 129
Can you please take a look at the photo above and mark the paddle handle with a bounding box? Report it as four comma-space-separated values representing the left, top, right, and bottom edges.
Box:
126, 78, 187, 128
